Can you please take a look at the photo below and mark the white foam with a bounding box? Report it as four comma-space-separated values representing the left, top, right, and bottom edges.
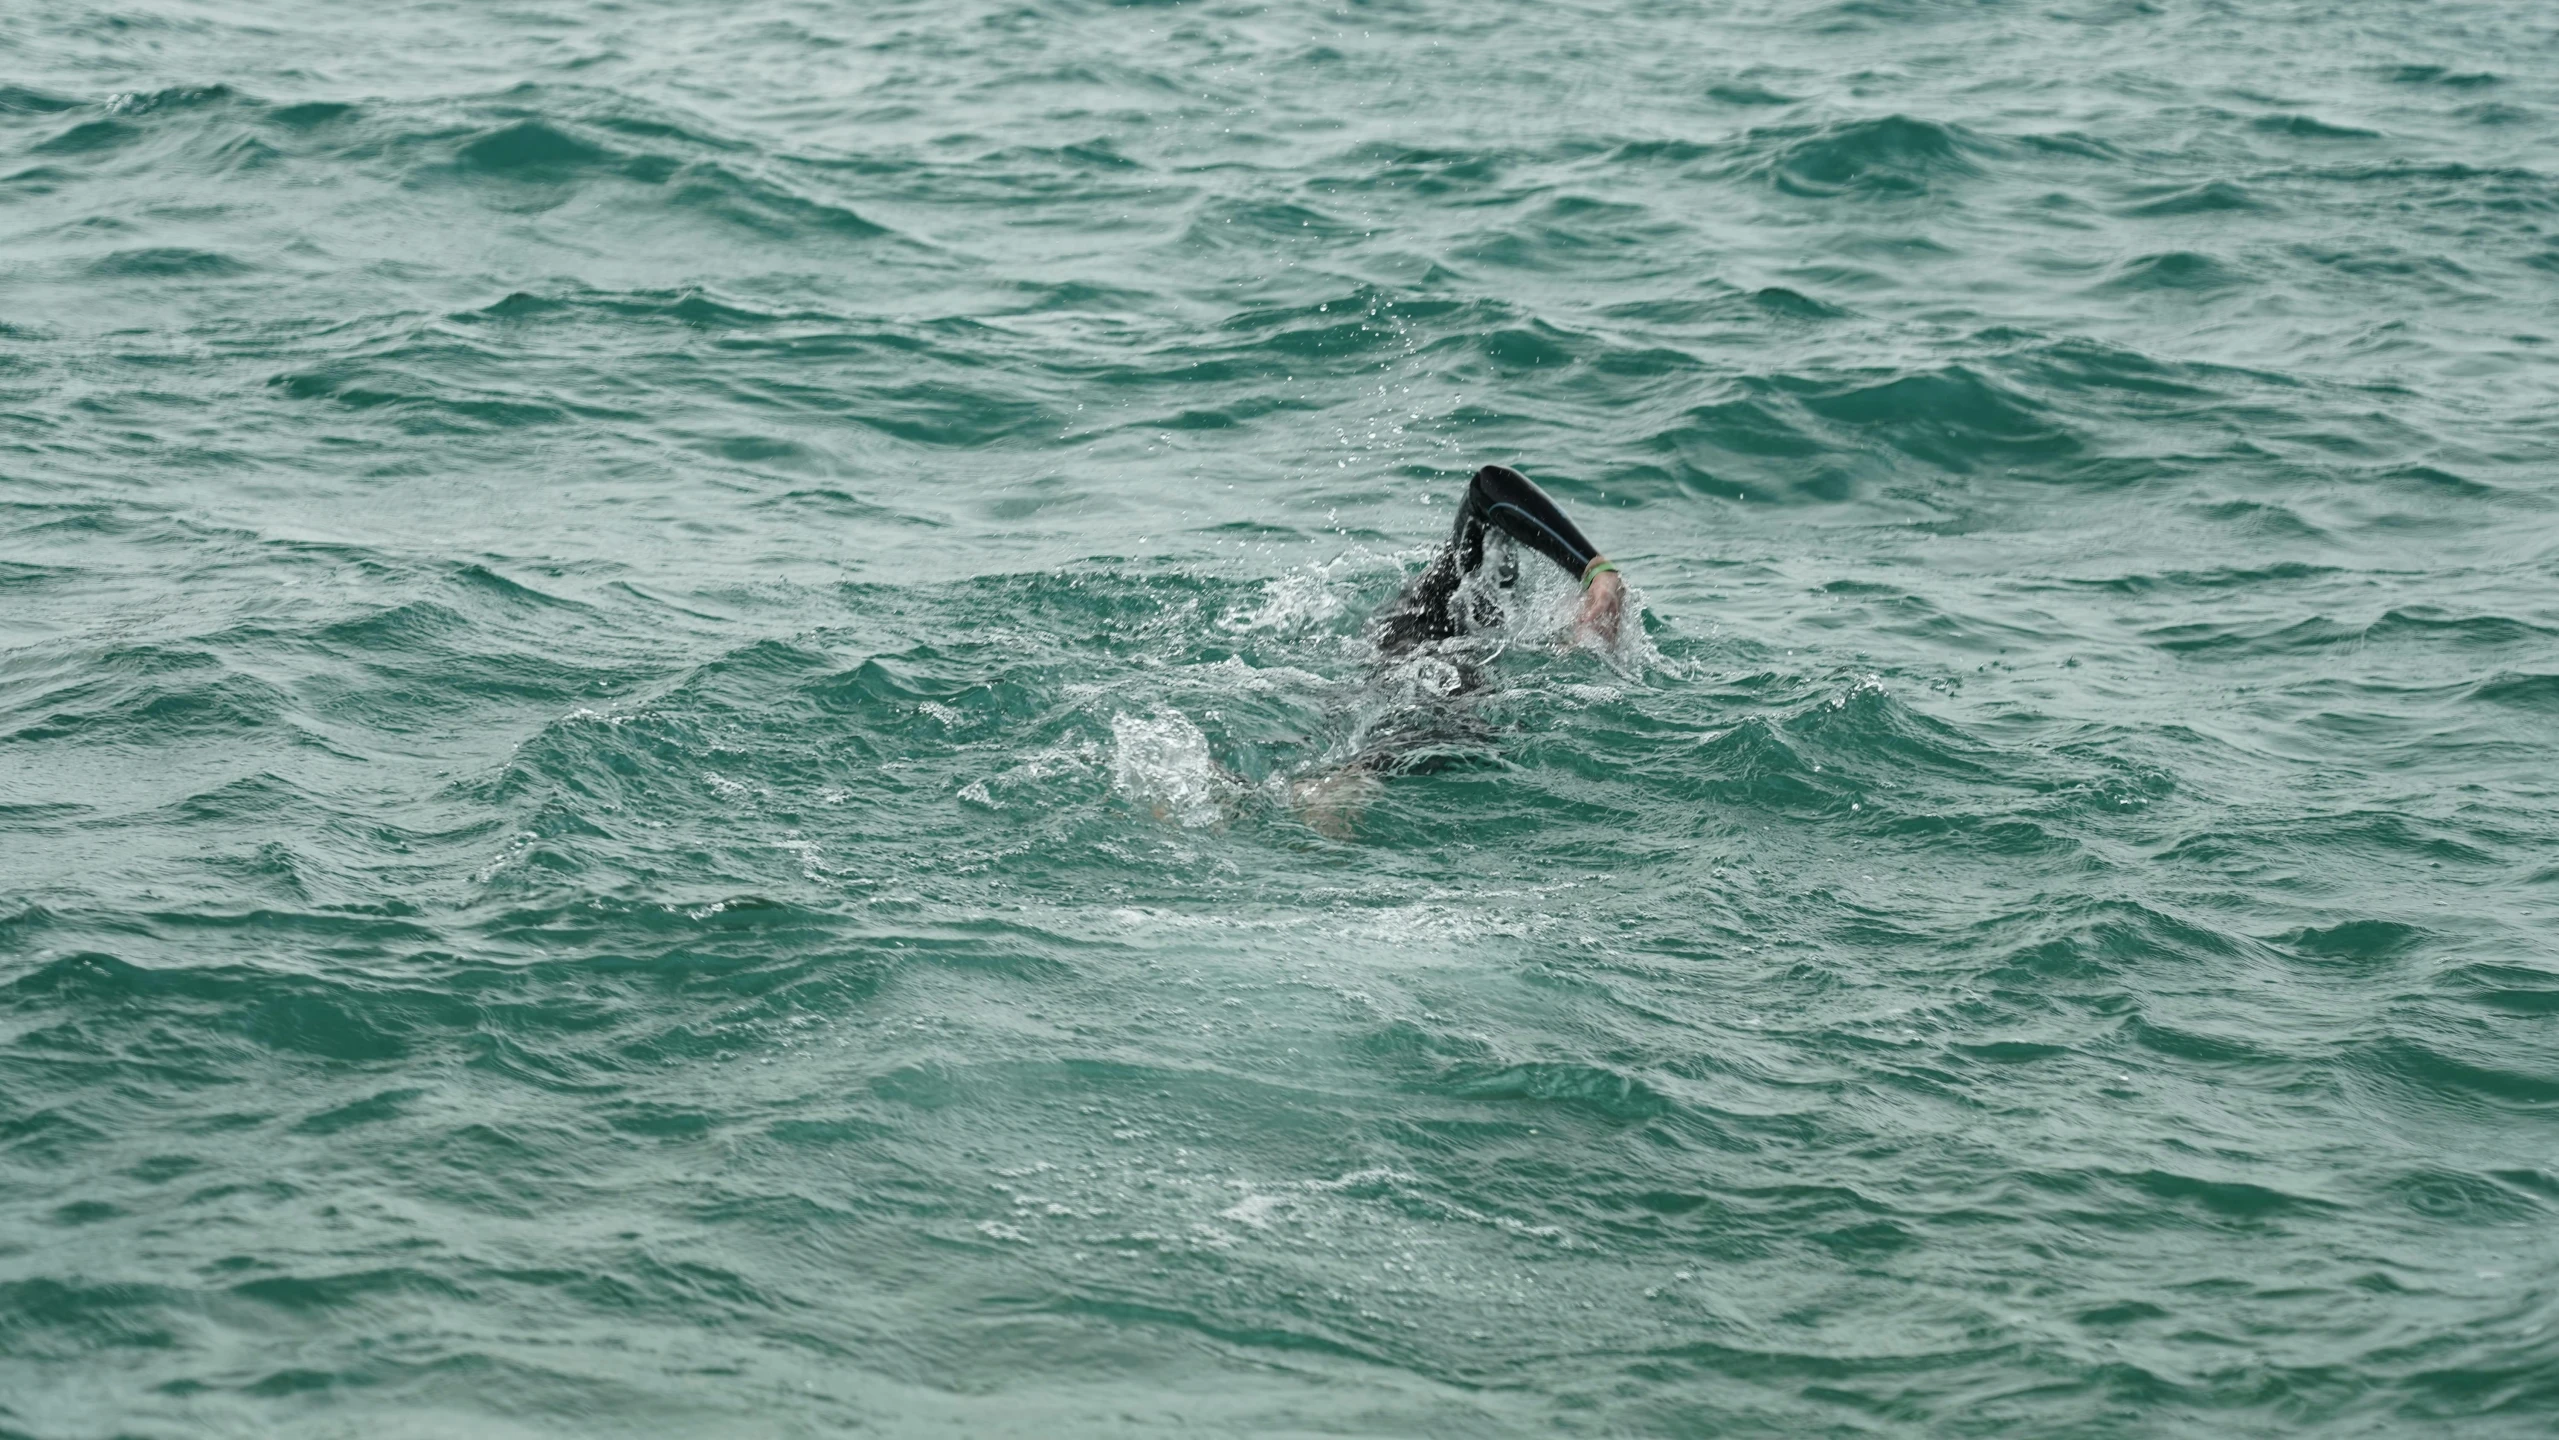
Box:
1217, 568, 1346, 635
1217, 1192, 1291, 1229
962, 738, 1105, 811
1108, 709, 1235, 828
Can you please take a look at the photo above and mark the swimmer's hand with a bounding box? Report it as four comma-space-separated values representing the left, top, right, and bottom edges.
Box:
1577, 564, 1625, 647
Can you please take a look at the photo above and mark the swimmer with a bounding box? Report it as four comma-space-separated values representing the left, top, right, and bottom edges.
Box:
1374, 463, 1626, 656
1292, 464, 1625, 836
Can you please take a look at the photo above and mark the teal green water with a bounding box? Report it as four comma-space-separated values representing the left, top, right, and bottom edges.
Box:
6, 1, 2558, 1434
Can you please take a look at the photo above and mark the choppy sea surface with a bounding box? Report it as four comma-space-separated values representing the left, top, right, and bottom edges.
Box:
6, 1, 2558, 1434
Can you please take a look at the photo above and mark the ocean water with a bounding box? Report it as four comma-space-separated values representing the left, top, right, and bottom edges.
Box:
4, 0, 2557, 1433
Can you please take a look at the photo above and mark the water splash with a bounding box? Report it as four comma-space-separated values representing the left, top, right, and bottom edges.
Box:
1109, 709, 1237, 828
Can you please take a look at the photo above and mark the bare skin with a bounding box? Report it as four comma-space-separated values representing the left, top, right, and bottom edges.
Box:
1576, 565, 1626, 647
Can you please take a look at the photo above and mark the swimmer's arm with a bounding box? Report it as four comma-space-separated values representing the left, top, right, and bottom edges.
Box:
1577, 560, 1625, 646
